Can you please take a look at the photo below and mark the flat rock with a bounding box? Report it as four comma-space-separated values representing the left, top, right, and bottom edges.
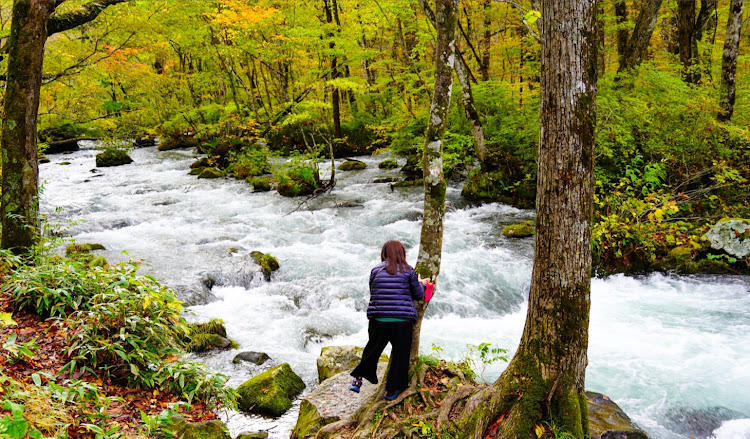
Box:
233, 351, 271, 366
587, 391, 648, 439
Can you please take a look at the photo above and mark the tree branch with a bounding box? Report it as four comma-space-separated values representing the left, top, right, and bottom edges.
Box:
47, 0, 130, 36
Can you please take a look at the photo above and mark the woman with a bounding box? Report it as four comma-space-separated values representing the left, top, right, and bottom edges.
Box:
349, 240, 428, 400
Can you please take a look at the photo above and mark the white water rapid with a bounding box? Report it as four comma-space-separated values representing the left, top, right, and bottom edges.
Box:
40, 145, 750, 439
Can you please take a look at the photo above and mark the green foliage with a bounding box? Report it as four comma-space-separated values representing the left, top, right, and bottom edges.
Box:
462, 343, 508, 384
228, 146, 271, 178
1, 333, 37, 364
274, 154, 322, 197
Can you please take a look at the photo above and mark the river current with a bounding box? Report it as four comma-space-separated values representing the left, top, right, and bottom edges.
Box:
40, 145, 750, 439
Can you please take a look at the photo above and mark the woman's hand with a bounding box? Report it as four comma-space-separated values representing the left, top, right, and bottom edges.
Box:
417, 274, 433, 286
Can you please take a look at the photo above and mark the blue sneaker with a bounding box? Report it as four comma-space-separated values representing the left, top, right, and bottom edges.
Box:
384, 390, 401, 401
349, 378, 362, 393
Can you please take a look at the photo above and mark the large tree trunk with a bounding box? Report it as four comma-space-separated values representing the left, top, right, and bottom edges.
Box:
614, 0, 629, 67
452, 0, 597, 437
1, 0, 128, 256
1, 0, 56, 254
719, 0, 745, 122
618, 0, 663, 72
455, 49, 487, 163
409, 0, 458, 366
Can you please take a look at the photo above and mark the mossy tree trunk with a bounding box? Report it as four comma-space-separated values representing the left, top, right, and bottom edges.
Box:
323, 0, 342, 139
410, 0, 458, 366
451, 1, 598, 437
1, 0, 56, 255
718, 0, 744, 122
1, 0, 128, 256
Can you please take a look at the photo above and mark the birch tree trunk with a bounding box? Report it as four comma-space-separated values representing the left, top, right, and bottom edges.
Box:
452, 0, 597, 437
409, 0, 458, 366
718, 0, 745, 122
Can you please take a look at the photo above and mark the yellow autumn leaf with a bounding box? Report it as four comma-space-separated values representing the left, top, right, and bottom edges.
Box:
534, 424, 546, 438
143, 295, 151, 308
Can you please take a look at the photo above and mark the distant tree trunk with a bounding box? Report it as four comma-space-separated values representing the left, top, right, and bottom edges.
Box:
700, 1, 718, 79
452, 0, 597, 437
614, 0, 629, 66
1, 0, 128, 256
323, 0, 342, 138
481, 0, 491, 81
618, 0, 663, 72
596, 0, 605, 77
455, 49, 487, 162
678, 0, 700, 83
410, 0, 458, 366
719, 0, 745, 122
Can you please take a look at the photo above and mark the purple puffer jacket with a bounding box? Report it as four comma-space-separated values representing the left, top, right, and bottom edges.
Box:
366, 262, 425, 321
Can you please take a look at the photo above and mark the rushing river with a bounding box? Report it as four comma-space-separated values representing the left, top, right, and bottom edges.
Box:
40, 145, 750, 439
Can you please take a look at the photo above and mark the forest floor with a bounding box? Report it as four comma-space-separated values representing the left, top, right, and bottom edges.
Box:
0, 293, 216, 438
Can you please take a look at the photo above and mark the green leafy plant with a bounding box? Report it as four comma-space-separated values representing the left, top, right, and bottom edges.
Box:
1, 333, 37, 363
462, 343, 508, 384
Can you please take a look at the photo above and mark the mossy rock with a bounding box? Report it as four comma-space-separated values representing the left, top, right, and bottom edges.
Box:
236, 363, 306, 417
191, 157, 211, 169
338, 160, 367, 171
198, 167, 223, 179
65, 243, 106, 255
133, 135, 157, 148
373, 177, 400, 184
392, 179, 423, 188
249, 177, 271, 192
587, 391, 648, 439
189, 167, 205, 175
68, 252, 108, 268
251, 251, 279, 280
378, 159, 398, 170
166, 417, 231, 439
462, 170, 536, 209
502, 221, 535, 238
158, 135, 198, 151
59, 161, 71, 165
400, 155, 421, 177
38, 154, 50, 164
317, 345, 388, 383
703, 219, 750, 258
237, 433, 269, 439
95, 148, 133, 167
185, 319, 239, 353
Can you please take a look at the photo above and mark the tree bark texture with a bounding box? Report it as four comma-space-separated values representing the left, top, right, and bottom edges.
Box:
618, 0, 663, 72
1, 0, 56, 254
719, 0, 745, 121
614, 0, 629, 67
678, 0, 700, 83
453, 0, 597, 437
410, 0, 458, 365
481, 0, 491, 81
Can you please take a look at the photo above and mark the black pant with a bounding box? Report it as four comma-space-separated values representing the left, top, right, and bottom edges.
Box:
351, 320, 413, 394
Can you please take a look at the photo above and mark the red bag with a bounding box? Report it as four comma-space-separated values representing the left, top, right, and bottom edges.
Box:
424, 282, 435, 302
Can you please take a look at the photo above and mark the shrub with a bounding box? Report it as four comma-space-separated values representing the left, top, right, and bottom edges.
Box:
228, 146, 271, 178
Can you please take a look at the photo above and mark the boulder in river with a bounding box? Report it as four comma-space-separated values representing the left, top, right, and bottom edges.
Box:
166, 417, 231, 439
191, 157, 211, 169
236, 363, 306, 417
250, 251, 279, 281
291, 365, 387, 439
185, 319, 238, 352
378, 159, 398, 169
338, 160, 367, 171
400, 155, 421, 177
317, 345, 388, 383
502, 220, 535, 238
65, 243, 106, 255
237, 432, 269, 439
95, 148, 133, 167
248, 176, 271, 192
233, 351, 271, 366
198, 167, 223, 179
664, 406, 747, 439
703, 219, 750, 258
587, 391, 648, 439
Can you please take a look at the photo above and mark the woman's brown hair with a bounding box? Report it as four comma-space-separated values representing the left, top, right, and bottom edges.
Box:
380, 240, 412, 275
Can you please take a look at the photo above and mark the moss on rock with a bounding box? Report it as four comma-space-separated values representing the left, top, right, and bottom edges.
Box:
189, 167, 205, 175
668, 246, 693, 261
166, 417, 231, 439
502, 221, 535, 238
248, 177, 271, 192
587, 391, 648, 439
185, 319, 238, 353
198, 167, 223, 179
251, 251, 279, 280
236, 363, 306, 417
65, 243, 106, 255
338, 160, 367, 171
378, 159, 398, 169
95, 148, 133, 167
